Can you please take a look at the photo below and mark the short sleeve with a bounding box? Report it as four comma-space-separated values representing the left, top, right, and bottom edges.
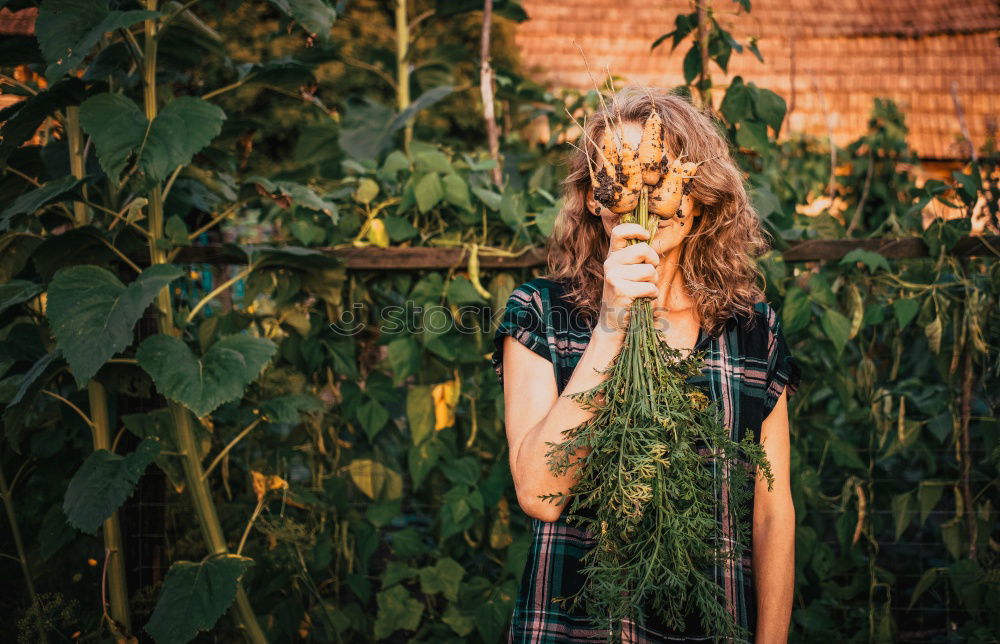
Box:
491, 283, 552, 389
762, 309, 802, 420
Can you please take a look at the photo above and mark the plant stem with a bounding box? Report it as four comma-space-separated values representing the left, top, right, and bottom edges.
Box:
697, 0, 712, 108
68, 89, 132, 638
202, 418, 263, 480
185, 263, 255, 323
0, 462, 47, 643
395, 0, 411, 153
142, 3, 266, 641
89, 381, 132, 635
479, 0, 503, 187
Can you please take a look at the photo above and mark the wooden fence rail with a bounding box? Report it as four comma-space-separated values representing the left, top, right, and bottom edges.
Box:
173, 236, 1000, 270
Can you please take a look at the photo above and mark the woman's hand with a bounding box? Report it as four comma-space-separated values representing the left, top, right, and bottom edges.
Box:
598, 223, 660, 334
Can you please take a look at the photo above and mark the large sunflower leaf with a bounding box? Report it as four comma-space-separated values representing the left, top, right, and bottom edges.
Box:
145, 555, 254, 644
62, 438, 161, 534
35, 0, 160, 83
79, 93, 225, 185
136, 334, 277, 417
46, 264, 184, 388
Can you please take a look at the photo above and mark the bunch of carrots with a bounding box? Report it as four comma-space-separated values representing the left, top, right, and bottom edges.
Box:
540, 96, 773, 643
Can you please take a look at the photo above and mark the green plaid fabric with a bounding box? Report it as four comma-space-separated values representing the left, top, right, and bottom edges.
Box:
492, 277, 802, 643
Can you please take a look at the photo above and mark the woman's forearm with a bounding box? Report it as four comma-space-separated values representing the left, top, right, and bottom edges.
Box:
753, 510, 795, 642
512, 326, 624, 522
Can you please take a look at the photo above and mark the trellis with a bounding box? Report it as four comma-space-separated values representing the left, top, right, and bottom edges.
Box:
173, 236, 1000, 269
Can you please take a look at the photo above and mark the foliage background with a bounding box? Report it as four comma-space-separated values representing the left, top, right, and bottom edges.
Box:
0, 1, 997, 643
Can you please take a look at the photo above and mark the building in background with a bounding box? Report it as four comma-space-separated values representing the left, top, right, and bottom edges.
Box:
514, 0, 998, 230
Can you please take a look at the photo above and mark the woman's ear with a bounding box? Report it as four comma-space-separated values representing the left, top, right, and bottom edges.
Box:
679, 195, 701, 219
585, 187, 602, 217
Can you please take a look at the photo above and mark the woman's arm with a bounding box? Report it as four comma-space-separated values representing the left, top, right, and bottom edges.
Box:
502, 325, 624, 522
753, 388, 795, 643
502, 223, 660, 523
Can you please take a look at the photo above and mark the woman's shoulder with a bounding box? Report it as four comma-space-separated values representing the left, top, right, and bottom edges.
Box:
506, 276, 589, 334
507, 276, 573, 312
720, 300, 780, 357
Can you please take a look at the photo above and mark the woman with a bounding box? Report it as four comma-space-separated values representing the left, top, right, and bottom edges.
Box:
491, 87, 801, 643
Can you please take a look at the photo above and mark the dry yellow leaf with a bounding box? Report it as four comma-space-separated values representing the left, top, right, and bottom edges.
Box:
251, 471, 289, 503
432, 377, 461, 430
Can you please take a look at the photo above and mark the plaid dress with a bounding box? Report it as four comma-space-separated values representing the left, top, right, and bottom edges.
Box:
492, 276, 802, 643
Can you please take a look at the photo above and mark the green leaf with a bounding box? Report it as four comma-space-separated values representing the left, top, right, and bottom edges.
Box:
472, 186, 502, 211
165, 215, 191, 246
353, 178, 380, 205
63, 438, 161, 535
782, 286, 811, 334
122, 408, 210, 494
136, 334, 277, 417
343, 459, 403, 501
442, 603, 476, 637
447, 276, 488, 306
35, 0, 160, 83
339, 88, 453, 161
259, 394, 324, 424
720, 78, 750, 124
47, 264, 184, 389
145, 555, 254, 644
408, 437, 442, 491
839, 248, 890, 273
382, 561, 419, 587
374, 584, 423, 640
356, 397, 389, 441
378, 150, 411, 181
891, 490, 916, 542
754, 88, 787, 135
735, 120, 769, 152
951, 169, 980, 200
245, 178, 339, 219
418, 557, 464, 601
476, 578, 517, 642
892, 298, 920, 330
267, 0, 337, 41
940, 517, 963, 559
0, 280, 42, 316
407, 385, 435, 446
0, 175, 83, 229
820, 308, 851, 357
499, 188, 525, 231
414, 172, 443, 213
908, 567, 943, 609
682, 44, 701, 84
918, 481, 945, 527
414, 150, 453, 175
80, 93, 226, 185
390, 527, 428, 558
386, 337, 421, 385
384, 214, 418, 242
3, 348, 66, 449
442, 174, 473, 212
750, 184, 781, 221
535, 204, 559, 238
443, 456, 480, 487
0, 79, 88, 166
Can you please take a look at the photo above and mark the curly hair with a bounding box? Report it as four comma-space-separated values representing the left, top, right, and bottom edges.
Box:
543, 86, 772, 337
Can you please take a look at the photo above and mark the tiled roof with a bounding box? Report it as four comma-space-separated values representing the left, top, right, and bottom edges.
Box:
0, 7, 36, 36
515, 0, 1000, 160
3, 3, 997, 159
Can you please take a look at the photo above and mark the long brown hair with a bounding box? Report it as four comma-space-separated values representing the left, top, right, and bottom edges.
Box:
544, 86, 771, 337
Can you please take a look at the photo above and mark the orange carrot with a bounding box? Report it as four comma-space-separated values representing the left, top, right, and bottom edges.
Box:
638, 110, 664, 186
650, 157, 700, 218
